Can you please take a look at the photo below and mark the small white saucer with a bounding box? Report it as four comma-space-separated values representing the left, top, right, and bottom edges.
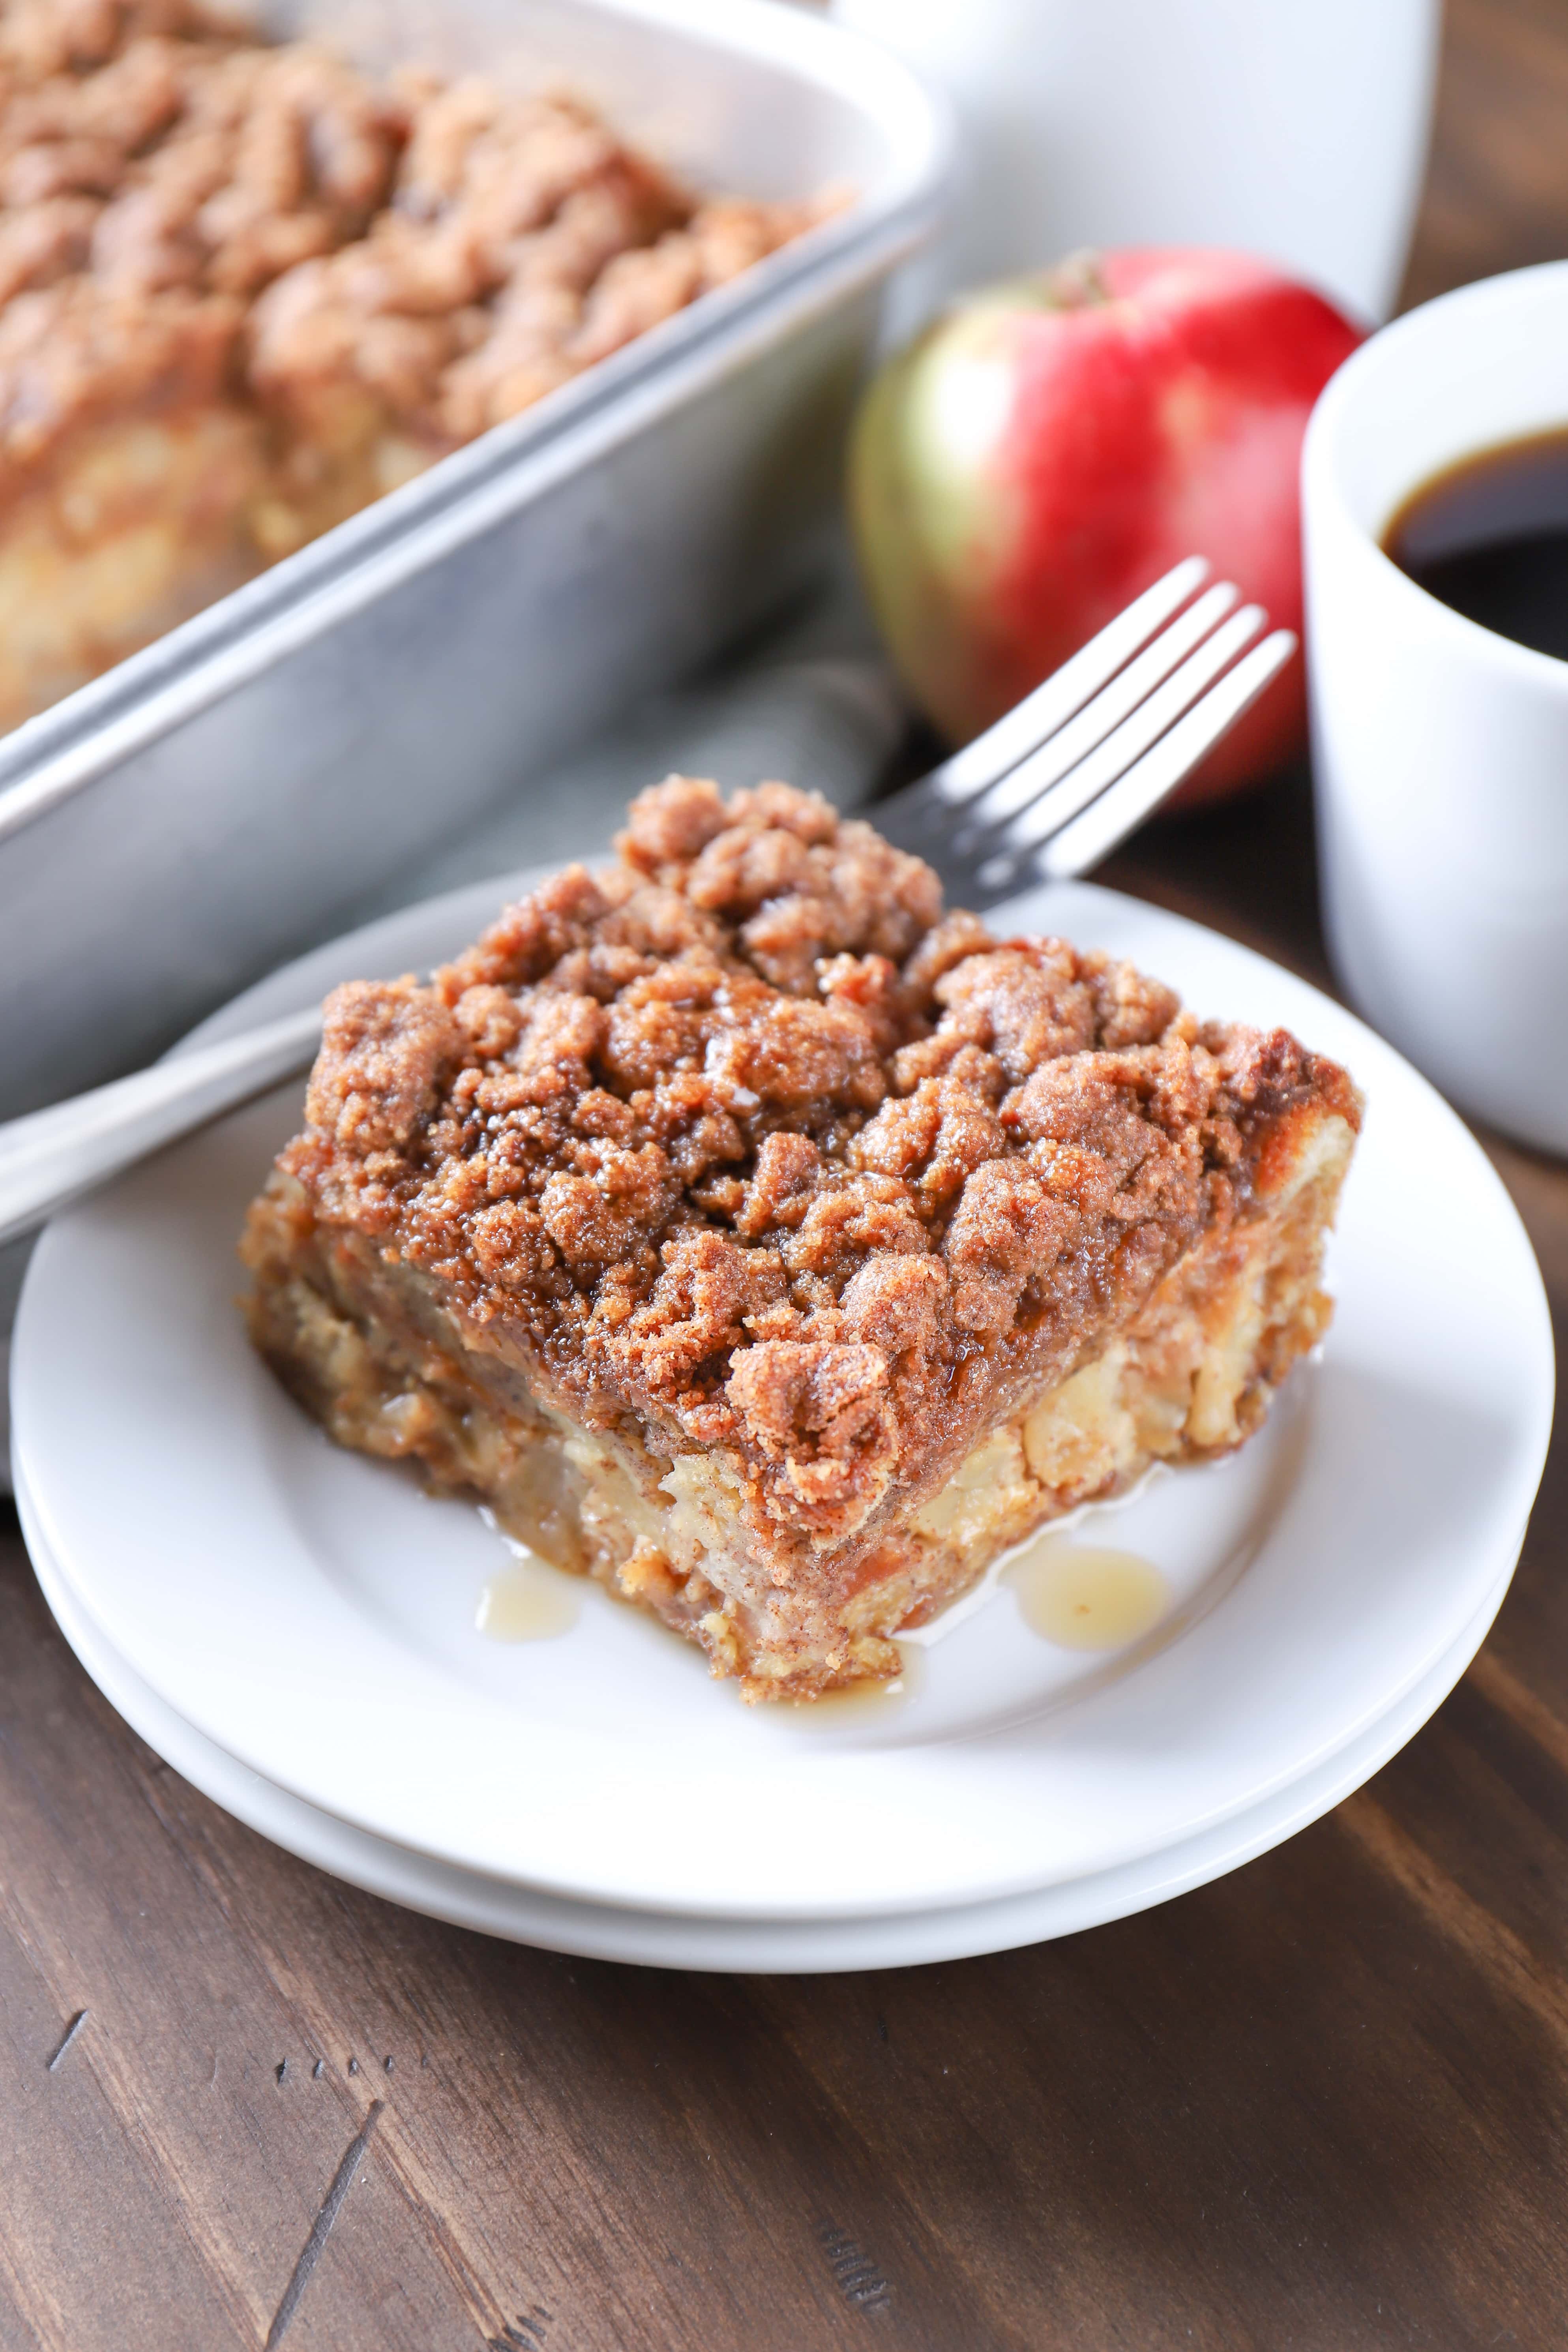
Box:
19, 1465, 1515, 1974
10, 876, 1553, 1921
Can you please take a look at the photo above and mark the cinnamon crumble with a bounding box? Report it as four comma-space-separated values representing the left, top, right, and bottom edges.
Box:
242, 778, 1363, 1700
0, 0, 837, 725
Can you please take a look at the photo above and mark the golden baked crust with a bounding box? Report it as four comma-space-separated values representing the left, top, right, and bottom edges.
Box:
0, 0, 835, 719
242, 779, 1363, 1699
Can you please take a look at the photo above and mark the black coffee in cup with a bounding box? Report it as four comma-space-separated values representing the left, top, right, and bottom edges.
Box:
1384, 427, 1568, 660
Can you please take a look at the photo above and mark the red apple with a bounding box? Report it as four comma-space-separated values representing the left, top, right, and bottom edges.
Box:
849, 248, 1364, 806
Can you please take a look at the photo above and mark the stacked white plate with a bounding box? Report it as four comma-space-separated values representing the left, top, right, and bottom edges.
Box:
10, 875, 1554, 1973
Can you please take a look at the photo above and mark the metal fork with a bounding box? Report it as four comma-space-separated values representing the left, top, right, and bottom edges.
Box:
0, 558, 1293, 1248
871, 555, 1294, 905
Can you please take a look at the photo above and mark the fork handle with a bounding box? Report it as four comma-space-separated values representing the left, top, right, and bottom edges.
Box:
0, 1006, 322, 1250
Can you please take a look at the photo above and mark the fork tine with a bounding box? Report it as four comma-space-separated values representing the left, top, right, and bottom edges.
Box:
925, 555, 1210, 805
996, 602, 1269, 857
1035, 629, 1298, 881
957, 579, 1242, 833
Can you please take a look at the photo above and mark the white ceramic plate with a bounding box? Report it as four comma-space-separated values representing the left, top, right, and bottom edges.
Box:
19, 1463, 1516, 1974
10, 876, 1553, 1920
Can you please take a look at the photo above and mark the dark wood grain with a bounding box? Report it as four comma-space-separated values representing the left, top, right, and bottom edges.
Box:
1401, 0, 1568, 312
6, 6, 1568, 2345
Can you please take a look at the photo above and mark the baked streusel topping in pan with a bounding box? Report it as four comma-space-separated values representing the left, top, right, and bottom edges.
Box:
0, 0, 835, 725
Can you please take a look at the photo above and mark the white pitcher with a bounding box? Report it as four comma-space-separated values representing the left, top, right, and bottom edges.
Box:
833, 0, 1439, 326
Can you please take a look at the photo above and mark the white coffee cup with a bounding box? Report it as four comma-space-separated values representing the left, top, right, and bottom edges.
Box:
1304, 261, 1568, 1154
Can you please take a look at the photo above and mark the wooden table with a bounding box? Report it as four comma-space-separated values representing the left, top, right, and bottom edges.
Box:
6, 5, 1568, 2344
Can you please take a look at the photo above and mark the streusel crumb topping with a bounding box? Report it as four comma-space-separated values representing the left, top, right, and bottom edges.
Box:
273, 779, 1361, 1551
0, 0, 834, 482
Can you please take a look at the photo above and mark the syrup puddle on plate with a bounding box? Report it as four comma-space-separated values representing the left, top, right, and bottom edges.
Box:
779, 1645, 924, 1725
475, 1557, 580, 1644
1005, 1542, 1170, 1653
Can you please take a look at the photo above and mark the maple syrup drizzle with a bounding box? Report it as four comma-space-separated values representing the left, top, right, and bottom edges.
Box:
475, 1557, 579, 1643
1006, 1541, 1170, 1652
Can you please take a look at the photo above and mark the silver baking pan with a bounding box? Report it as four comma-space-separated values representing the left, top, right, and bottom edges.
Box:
0, 0, 948, 1120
